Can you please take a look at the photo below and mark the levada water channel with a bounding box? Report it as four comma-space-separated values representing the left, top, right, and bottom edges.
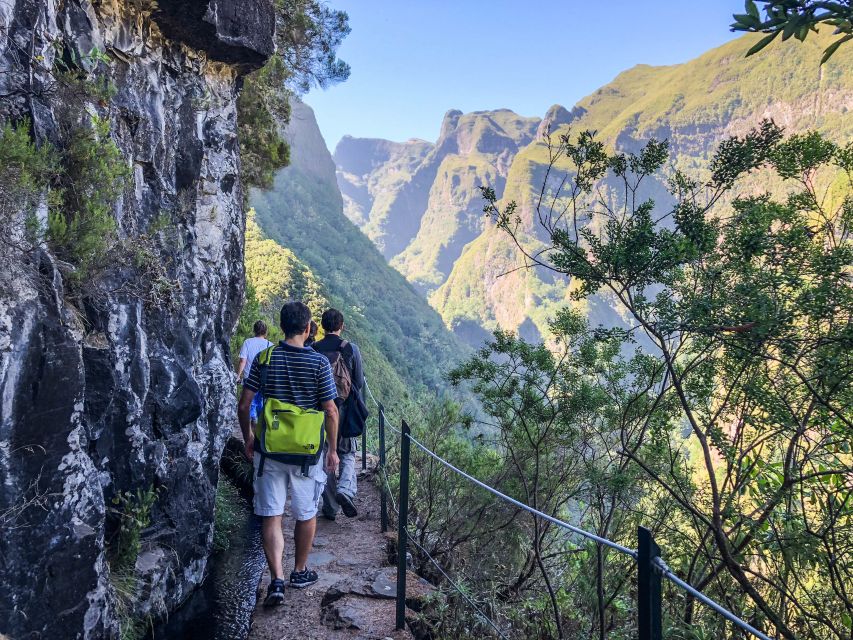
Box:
148, 487, 263, 640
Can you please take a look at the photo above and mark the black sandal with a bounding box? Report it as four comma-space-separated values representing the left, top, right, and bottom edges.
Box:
263, 578, 285, 606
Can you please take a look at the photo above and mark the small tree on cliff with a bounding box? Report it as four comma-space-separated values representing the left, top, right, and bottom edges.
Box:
238, 0, 350, 190
479, 124, 853, 639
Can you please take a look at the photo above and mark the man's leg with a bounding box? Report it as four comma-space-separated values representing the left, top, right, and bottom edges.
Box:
337, 447, 357, 499
261, 515, 285, 579
320, 471, 340, 519
334, 438, 358, 517
253, 455, 288, 605
288, 466, 324, 588
293, 517, 316, 571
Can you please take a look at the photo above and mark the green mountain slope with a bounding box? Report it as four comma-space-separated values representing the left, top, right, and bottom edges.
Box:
336, 29, 853, 343
249, 101, 467, 402
335, 135, 434, 255
336, 109, 541, 294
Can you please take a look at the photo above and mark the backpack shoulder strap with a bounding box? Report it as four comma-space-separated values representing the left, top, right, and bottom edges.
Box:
257, 345, 277, 392
338, 340, 355, 372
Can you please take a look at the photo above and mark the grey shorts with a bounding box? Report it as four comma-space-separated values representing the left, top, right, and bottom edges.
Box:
253, 453, 327, 520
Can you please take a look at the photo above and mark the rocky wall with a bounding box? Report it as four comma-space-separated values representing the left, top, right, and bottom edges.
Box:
0, 1, 273, 637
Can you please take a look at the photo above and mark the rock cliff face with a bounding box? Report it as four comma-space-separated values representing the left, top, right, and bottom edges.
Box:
251, 101, 467, 396
334, 109, 540, 294
334, 135, 434, 256
0, 2, 272, 638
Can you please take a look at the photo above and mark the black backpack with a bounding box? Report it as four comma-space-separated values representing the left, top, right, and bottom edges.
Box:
340, 387, 369, 438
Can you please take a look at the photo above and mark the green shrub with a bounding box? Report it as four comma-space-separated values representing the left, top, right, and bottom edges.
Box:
47, 114, 129, 283
108, 486, 158, 575
213, 476, 243, 553
0, 120, 59, 264
107, 486, 159, 640
238, 55, 291, 191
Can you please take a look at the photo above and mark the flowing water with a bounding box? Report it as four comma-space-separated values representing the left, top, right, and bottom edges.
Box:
149, 494, 263, 640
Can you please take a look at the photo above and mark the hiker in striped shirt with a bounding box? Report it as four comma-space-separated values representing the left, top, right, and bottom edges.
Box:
238, 301, 339, 605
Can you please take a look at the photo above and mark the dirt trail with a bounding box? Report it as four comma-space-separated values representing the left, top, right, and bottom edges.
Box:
247, 456, 428, 640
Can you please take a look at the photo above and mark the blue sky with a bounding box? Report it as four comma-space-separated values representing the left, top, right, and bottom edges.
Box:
305, 1, 743, 152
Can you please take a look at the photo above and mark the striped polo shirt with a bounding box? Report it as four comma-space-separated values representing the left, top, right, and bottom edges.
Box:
244, 342, 337, 409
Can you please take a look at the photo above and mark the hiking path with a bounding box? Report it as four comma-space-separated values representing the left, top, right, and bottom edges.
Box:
247, 454, 431, 640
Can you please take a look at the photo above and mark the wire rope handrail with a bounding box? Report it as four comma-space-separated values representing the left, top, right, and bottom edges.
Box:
364, 379, 380, 408
364, 380, 401, 435
654, 558, 774, 640
405, 529, 510, 640
380, 465, 398, 515
365, 381, 779, 640
378, 442, 508, 639
406, 431, 638, 559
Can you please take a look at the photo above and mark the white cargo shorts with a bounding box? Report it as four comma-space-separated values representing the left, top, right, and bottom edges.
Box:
253, 453, 327, 520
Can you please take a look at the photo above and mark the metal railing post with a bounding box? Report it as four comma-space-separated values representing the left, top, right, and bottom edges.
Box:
638, 526, 663, 640
378, 403, 388, 533
395, 420, 411, 631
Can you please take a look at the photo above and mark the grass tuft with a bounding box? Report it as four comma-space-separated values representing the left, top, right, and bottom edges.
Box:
213, 476, 243, 554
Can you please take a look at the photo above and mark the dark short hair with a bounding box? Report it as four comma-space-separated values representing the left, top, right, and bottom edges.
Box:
321, 308, 344, 332
253, 320, 267, 336
308, 320, 318, 338
280, 301, 311, 339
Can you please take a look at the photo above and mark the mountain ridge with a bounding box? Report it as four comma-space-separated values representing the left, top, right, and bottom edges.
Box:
335, 108, 541, 294
332, 29, 853, 344
249, 101, 468, 404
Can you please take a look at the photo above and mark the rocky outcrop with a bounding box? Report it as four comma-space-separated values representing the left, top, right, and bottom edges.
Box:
535, 103, 586, 139
335, 109, 540, 292
0, 1, 272, 638
334, 135, 434, 254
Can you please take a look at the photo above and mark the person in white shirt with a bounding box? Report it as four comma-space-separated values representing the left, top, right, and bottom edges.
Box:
237, 321, 274, 425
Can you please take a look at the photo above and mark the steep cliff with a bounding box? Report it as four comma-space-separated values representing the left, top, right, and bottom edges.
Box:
335, 30, 853, 343
251, 101, 467, 398
0, 2, 272, 638
335, 109, 540, 294
335, 135, 434, 257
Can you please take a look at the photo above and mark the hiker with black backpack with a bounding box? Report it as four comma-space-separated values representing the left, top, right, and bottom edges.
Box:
237, 301, 339, 606
312, 308, 367, 520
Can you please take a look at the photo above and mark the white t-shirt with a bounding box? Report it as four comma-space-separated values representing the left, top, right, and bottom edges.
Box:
239, 337, 274, 379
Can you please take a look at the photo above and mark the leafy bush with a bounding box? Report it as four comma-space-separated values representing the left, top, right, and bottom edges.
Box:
47, 114, 128, 282
213, 477, 243, 554
0, 120, 59, 274
108, 486, 159, 575
475, 124, 853, 639
2, 44, 133, 296
107, 486, 159, 640
238, 0, 350, 190
238, 56, 292, 191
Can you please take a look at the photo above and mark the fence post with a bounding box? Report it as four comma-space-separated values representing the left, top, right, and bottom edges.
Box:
378, 403, 388, 533
395, 420, 411, 631
638, 526, 663, 640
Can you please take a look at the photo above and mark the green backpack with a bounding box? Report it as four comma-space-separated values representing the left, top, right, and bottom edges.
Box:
254, 346, 326, 476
